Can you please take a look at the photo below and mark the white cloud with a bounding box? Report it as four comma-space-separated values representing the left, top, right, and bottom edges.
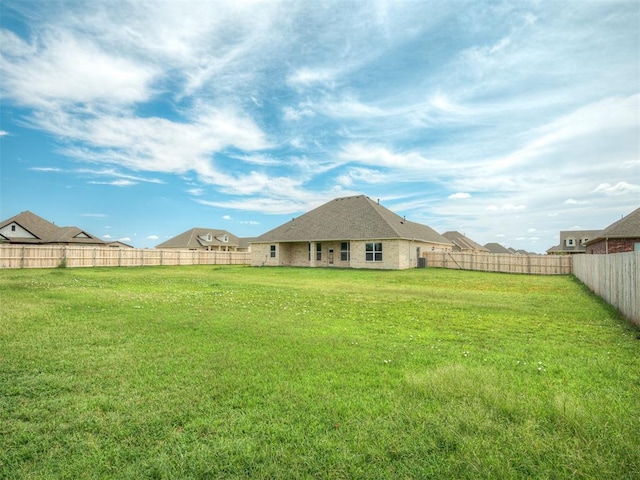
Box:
34, 107, 269, 184
89, 180, 137, 187
283, 106, 315, 121
592, 181, 640, 196
486, 204, 526, 211
102, 234, 112, 239
336, 167, 387, 186
449, 192, 471, 199
565, 199, 588, 205
339, 143, 449, 172
222, 215, 232, 220
287, 67, 338, 88
1, 30, 157, 108
29, 167, 62, 172
147, 235, 159, 240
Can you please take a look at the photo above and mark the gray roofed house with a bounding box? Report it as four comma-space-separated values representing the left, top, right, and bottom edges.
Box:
483, 242, 512, 254
585, 206, 640, 254
251, 195, 453, 269
0, 211, 104, 245
442, 231, 489, 253
156, 228, 247, 252
546, 230, 601, 255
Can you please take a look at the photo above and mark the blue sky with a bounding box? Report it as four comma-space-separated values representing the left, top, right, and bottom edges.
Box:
1, 0, 638, 252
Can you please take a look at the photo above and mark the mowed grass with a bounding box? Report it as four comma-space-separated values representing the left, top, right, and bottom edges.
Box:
1, 266, 639, 479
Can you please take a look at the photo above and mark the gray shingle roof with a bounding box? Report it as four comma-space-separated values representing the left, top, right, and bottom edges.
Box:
0, 211, 104, 245
442, 231, 489, 252
586, 206, 640, 243
483, 242, 512, 254
156, 228, 240, 249
546, 230, 601, 254
253, 195, 453, 245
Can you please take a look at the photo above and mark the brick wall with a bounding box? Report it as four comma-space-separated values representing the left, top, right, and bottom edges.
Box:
586, 238, 640, 254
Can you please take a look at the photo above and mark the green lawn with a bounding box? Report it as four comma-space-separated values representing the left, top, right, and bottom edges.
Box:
1, 266, 638, 479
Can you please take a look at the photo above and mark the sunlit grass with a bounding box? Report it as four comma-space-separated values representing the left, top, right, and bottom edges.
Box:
1, 266, 638, 479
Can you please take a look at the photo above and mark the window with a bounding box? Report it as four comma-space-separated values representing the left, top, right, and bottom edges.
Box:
565, 237, 575, 247
340, 242, 350, 261
580, 237, 589, 246
270, 245, 276, 258
366, 242, 383, 262
206, 233, 212, 242
11, 225, 16, 232
223, 235, 228, 242
316, 243, 322, 261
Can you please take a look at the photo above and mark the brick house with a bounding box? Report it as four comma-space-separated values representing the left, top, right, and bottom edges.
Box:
250, 195, 453, 270
585, 207, 640, 254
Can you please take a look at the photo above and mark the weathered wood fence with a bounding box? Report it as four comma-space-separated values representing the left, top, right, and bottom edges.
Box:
423, 252, 573, 275
573, 251, 639, 327
0, 245, 251, 269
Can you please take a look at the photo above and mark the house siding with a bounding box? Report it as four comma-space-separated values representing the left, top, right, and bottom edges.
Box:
0, 223, 36, 239
251, 239, 451, 269
586, 238, 640, 254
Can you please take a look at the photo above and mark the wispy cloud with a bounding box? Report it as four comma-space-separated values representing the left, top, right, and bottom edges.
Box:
1, 0, 638, 251
89, 179, 137, 187
593, 182, 640, 196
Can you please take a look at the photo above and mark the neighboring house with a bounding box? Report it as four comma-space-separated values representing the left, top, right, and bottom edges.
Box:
483, 243, 512, 254
546, 230, 601, 255
156, 228, 247, 252
105, 241, 134, 248
250, 195, 453, 270
585, 207, 640, 254
0, 211, 104, 245
442, 231, 489, 253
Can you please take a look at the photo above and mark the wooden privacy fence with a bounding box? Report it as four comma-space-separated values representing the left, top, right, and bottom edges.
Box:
0, 245, 251, 269
573, 251, 639, 327
423, 251, 573, 275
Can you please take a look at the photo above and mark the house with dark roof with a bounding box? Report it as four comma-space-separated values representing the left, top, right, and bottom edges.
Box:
250, 195, 453, 269
156, 228, 248, 252
546, 230, 601, 255
585, 207, 640, 254
442, 231, 489, 253
483, 242, 512, 254
0, 211, 104, 246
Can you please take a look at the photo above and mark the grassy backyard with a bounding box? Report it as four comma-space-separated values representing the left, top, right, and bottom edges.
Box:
1, 265, 639, 479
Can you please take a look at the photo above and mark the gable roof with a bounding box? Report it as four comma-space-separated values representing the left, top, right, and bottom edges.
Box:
253, 195, 453, 245
0, 211, 104, 245
586, 207, 640, 244
442, 231, 489, 252
156, 228, 240, 249
546, 229, 601, 254
483, 242, 512, 254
